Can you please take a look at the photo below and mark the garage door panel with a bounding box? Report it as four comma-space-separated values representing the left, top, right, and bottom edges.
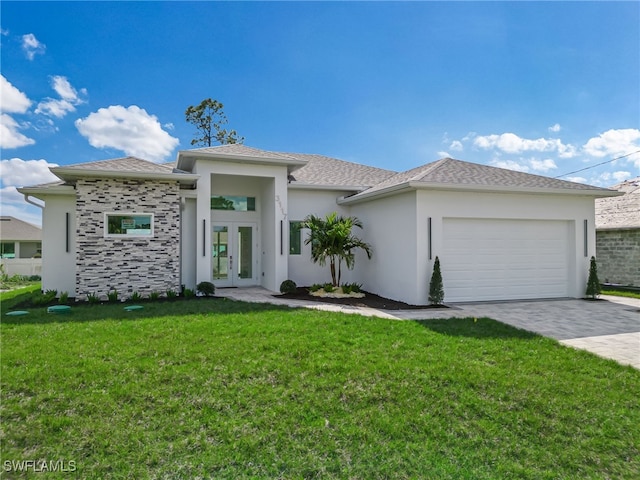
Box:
442, 218, 570, 302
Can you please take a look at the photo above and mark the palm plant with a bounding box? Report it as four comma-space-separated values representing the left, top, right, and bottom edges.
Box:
302, 212, 372, 286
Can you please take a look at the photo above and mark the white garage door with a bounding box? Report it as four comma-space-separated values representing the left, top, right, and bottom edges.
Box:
441, 218, 570, 302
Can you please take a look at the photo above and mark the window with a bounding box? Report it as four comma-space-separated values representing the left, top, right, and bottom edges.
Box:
105, 213, 153, 237
0, 242, 15, 259
289, 221, 302, 255
211, 196, 256, 211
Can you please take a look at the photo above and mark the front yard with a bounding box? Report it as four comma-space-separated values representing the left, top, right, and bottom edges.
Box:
1, 296, 638, 479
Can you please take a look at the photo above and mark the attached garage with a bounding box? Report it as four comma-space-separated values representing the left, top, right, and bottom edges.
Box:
441, 218, 571, 302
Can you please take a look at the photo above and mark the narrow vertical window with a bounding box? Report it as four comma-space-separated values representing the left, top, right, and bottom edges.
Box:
289, 221, 302, 255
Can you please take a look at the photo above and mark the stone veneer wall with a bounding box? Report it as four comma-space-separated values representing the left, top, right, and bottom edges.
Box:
75, 178, 181, 300
596, 229, 640, 286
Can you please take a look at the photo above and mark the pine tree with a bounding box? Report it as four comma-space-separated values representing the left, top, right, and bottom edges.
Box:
585, 256, 601, 299
429, 256, 445, 305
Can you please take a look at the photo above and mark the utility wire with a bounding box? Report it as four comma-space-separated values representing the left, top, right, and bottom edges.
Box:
554, 150, 640, 178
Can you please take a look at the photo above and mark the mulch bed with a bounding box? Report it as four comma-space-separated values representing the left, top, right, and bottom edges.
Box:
276, 287, 447, 310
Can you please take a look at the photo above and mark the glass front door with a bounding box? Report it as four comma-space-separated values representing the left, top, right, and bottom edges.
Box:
212, 223, 257, 287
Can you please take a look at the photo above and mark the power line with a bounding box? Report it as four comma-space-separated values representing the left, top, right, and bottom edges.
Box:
554, 150, 640, 179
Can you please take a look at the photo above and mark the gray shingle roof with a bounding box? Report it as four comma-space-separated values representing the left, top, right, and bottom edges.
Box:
0, 216, 42, 241
187, 145, 300, 161
57, 157, 174, 174
284, 153, 396, 188
595, 177, 640, 229
356, 158, 612, 198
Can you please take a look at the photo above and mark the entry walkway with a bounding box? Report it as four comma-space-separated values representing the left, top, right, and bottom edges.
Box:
215, 288, 640, 369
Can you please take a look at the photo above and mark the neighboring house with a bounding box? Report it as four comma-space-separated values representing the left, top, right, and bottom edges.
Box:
595, 177, 640, 286
0, 216, 42, 277
18, 145, 619, 304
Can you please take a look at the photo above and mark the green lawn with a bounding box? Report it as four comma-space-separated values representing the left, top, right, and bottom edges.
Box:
1, 297, 639, 479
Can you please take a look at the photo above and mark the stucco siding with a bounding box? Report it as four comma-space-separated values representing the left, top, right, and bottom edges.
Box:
596, 229, 640, 286
75, 178, 181, 300
40, 194, 76, 295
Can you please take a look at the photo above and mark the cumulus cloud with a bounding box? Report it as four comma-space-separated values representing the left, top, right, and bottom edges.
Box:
449, 140, 463, 152
0, 158, 60, 187
22, 33, 46, 60
530, 158, 557, 172
474, 132, 577, 158
548, 123, 561, 133
612, 171, 631, 183
0, 75, 32, 113
35, 75, 87, 119
0, 114, 35, 149
582, 129, 640, 159
75, 105, 179, 162
489, 159, 530, 173
565, 176, 587, 184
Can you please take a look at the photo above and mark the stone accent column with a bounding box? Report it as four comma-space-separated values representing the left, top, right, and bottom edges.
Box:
75, 178, 181, 300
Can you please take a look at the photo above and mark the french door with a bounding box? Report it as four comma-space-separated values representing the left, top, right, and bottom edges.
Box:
212, 222, 258, 287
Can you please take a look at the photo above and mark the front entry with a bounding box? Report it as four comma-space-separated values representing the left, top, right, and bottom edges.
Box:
212, 222, 258, 287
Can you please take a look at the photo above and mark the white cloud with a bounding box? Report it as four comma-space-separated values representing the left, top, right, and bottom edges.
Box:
75, 105, 179, 162
0, 158, 59, 187
474, 132, 577, 158
449, 140, 463, 152
35, 76, 86, 119
565, 176, 587, 184
0, 114, 35, 149
22, 33, 45, 60
548, 123, 561, 133
489, 159, 530, 173
437, 151, 450, 158
0, 75, 32, 113
612, 171, 631, 183
582, 129, 640, 159
530, 158, 557, 172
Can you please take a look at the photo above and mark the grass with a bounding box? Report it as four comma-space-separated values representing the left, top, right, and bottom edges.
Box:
1, 299, 639, 479
0, 283, 41, 310
601, 286, 640, 300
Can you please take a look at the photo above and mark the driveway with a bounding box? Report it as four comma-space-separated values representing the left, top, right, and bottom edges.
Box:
217, 288, 640, 369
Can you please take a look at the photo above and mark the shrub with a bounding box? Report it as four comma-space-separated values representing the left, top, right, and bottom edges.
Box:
166, 290, 178, 300
107, 290, 119, 303
585, 256, 601, 299
129, 291, 142, 302
196, 281, 215, 297
32, 289, 57, 306
183, 288, 196, 298
87, 292, 100, 304
149, 291, 160, 301
323, 283, 335, 293
58, 291, 69, 304
309, 284, 322, 292
341, 282, 362, 294
428, 256, 445, 305
279, 279, 297, 294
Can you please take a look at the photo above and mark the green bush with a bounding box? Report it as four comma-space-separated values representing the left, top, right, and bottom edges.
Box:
32, 289, 57, 306
129, 291, 142, 302
585, 256, 601, 299
183, 288, 196, 298
58, 291, 69, 304
87, 293, 100, 304
309, 284, 322, 292
341, 282, 362, 294
107, 290, 119, 303
166, 290, 178, 300
149, 291, 160, 301
279, 279, 297, 294
323, 283, 335, 293
428, 256, 445, 305
196, 282, 215, 297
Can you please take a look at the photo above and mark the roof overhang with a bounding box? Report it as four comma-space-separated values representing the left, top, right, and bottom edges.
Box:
338, 181, 623, 205
17, 184, 76, 197
50, 166, 199, 187
177, 149, 307, 173
288, 182, 367, 193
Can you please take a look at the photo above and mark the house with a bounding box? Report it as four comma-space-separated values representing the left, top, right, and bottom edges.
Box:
18, 145, 620, 304
0, 216, 42, 276
595, 177, 640, 286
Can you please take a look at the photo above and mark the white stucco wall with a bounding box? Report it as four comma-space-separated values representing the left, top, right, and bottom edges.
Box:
287, 188, 357, 287
180, 197, 197, 291
40, 194, 76, 296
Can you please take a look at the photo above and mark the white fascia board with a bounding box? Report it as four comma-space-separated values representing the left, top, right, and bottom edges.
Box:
288, 182, 365, 193
406, 181, 624, 198
177, 150, 307, 171
337, 183, 413, 205
17, 184, 75, 197
51, 167, 199, 184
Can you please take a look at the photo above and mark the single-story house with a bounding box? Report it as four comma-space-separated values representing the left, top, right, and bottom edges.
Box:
595, 177, 639, 286
18, 144, 620, 304
0, 216, 43, 276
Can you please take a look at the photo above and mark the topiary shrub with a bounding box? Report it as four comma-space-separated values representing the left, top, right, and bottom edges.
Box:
585, 256, 601, 299
428, 256, 445, 305
279, 279, 297, 294
196, 281, 215, 297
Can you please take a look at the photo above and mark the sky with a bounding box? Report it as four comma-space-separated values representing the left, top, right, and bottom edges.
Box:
1, 1, 639, 226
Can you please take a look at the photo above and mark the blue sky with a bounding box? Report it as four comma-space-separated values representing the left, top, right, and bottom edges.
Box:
2, 1, 639, 225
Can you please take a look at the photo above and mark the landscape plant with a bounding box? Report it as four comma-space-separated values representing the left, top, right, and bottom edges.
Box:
107, 289, 119, 303
585, 256, 601, 299
279, 279, 297, 294
58, 291, 69, 304
302, 212, 372, 287
428, 256, 445, 305
196, 281, 215, 297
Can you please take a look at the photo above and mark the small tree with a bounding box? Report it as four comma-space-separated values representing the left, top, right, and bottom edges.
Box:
185, 98, 244, 147
585, 256, 601, 299
428, 256, 444, 305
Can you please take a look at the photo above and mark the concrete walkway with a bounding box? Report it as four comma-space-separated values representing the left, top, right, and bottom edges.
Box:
215, 288, 640, 369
